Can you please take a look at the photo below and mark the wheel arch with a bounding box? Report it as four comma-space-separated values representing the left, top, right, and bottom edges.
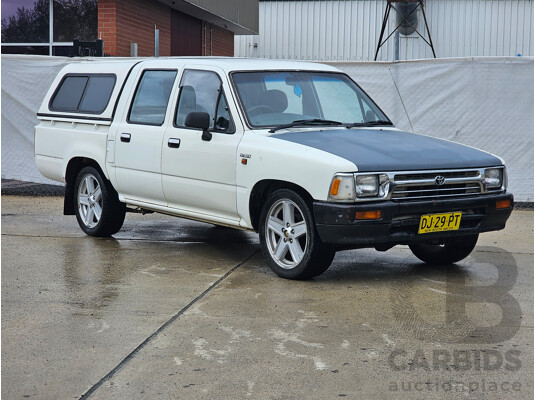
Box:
249, 179, 314, 232
63, 157, 107, 215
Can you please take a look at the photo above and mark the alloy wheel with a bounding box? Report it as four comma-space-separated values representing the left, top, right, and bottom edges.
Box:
265, 198, 308, 269
77, 174, 103, 228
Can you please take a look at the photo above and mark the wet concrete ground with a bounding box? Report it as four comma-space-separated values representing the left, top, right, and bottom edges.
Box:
2, 196, 533, 399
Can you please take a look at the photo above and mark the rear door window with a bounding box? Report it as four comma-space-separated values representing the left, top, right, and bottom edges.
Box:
128, 70, 178, 126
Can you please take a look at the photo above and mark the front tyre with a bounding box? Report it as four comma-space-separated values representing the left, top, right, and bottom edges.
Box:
409, 234, 479, 265
74, 166, 126, 237
259, 189, 335, 280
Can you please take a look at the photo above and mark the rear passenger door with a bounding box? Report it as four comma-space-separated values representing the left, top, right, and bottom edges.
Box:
114, 68, 178, 205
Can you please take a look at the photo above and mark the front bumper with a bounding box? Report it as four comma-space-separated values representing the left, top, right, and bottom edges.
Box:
314, 193, 513, 247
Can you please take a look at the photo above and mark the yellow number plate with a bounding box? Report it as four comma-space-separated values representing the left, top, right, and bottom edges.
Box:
418, 212, 462, 234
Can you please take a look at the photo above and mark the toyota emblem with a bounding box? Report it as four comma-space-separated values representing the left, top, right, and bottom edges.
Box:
435, 175, 446, 185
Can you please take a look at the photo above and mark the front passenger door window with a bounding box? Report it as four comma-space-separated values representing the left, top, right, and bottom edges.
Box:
175, 70, 233, 133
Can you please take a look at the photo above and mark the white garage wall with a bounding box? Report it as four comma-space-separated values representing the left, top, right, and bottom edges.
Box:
235, 0, 534, 61
1, 55, 533, 201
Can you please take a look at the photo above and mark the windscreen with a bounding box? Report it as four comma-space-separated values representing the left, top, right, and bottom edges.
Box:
232, 71, 389, 128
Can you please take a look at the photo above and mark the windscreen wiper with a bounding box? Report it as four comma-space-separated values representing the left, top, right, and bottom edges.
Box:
269, 119, 343, 133
345, 120, 393, 129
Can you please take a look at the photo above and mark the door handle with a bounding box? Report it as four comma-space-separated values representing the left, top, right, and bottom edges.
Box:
168, 138, 181, 148
120, 133, 131, 143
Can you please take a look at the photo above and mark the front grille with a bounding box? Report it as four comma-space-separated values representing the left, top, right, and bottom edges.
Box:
394, 170, 480, 182
390, 169, 483, 201
392, 183, 482, 200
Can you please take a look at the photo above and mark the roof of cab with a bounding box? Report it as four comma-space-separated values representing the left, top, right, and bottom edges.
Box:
146, 57, 340, 72
67, 56, 341, 73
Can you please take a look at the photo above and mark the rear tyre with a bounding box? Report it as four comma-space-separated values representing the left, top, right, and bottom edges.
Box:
409, 234, 479, 265
259, 189, 335, 280
74, 166, 126, 237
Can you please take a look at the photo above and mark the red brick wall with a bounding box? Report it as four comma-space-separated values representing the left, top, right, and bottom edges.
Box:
98, 0, 171, 57
98, 0, 117, 56
201, 23, 235, 56
211, 25, 234, 56
99, 1, 234, 57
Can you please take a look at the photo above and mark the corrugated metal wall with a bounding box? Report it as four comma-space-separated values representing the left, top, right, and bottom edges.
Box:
235, 0, 534, 60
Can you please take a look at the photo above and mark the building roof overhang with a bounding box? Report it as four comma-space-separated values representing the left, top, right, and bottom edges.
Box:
156, 0, 259, 35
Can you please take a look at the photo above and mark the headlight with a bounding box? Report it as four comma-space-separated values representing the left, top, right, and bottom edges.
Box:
355, 174, 390, 198
329, 174, 355, 201
356, 175, 379, 197
484, 168, 503, 189
329, 173, 390, 201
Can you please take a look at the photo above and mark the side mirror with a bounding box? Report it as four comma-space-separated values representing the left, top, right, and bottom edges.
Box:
185, 112, 212, 141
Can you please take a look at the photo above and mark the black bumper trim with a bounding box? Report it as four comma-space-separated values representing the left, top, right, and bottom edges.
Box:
314, 193, 513, 247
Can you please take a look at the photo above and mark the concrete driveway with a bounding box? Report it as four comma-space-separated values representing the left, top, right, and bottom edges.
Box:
2, 196, 533, 399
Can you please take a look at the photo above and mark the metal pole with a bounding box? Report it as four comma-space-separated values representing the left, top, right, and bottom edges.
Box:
204, 22, 207, 55
210, 25, 213, 56
49, 0, 53, 56
154, 25, 159, 57
394, 30, 399, 61
130, 43, 138, 57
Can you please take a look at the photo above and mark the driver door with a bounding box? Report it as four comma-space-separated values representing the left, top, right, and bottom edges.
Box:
161, 67, 243, 223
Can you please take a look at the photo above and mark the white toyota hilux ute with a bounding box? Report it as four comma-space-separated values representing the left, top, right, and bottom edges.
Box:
35, 58, 513, 279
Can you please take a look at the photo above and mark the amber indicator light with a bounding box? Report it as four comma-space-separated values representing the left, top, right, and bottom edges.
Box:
355, 210, 382, 220
330, 179, 341, 196
496, 199, 512, 209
